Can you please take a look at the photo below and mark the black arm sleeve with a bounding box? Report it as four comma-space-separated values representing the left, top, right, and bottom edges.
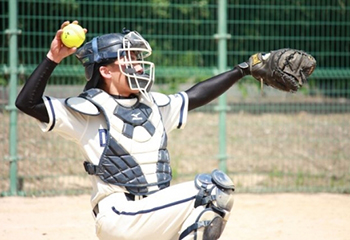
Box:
15, 57, 58, 123
185, 66, 245, 111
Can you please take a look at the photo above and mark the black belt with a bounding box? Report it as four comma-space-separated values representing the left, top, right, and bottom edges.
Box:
124, 193, 148, 201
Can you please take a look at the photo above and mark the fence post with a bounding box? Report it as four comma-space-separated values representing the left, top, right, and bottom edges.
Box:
3, 0, 21, 196
214, 0, 231, 173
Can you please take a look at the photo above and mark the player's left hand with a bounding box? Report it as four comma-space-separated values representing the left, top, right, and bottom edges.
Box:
248, 48, 316, 92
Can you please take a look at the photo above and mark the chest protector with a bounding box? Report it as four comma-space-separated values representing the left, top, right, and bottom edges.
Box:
66, 89, 171, 195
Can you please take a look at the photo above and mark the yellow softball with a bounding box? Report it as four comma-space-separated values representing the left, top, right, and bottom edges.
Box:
61, 23, 86, 48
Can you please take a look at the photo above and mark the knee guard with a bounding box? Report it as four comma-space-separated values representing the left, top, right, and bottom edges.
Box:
179, 208, 224, 240
179, 169, 235, 240
195, 169, 235, 215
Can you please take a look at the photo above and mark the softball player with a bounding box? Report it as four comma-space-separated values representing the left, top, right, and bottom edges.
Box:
16, 21, 250, 240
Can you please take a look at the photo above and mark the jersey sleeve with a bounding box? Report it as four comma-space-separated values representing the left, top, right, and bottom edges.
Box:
36, 95, 89, 142
157, 91, 189, 133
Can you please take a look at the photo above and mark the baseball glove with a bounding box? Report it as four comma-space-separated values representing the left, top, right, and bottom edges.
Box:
248, 48, 316, 92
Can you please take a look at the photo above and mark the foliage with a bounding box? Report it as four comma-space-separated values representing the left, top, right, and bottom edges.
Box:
0, 0, 349, 93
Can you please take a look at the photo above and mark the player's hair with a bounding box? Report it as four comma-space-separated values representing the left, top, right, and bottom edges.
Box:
85, 59, 117, 91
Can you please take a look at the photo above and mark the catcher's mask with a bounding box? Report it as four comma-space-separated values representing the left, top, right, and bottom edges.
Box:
76, 29, 155, 100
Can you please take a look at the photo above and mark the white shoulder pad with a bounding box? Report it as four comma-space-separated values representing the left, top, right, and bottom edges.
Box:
151, 92, 170, 107
65, 97, 100, 116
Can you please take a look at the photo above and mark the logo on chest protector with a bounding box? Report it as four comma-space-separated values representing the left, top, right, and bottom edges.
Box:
131, 112, 142, 121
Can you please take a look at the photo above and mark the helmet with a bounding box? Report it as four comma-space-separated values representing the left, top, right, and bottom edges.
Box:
76, 29, 155, 100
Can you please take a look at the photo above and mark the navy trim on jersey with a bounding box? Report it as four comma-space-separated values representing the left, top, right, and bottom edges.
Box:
111, 195, 195, 216
46, 96, 56, 131
177, 92, 186, 129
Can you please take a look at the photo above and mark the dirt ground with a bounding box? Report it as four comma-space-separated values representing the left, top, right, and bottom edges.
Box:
1, 193, 350, 240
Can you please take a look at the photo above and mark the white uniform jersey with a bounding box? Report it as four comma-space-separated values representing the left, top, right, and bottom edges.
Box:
37, 91, 189, 208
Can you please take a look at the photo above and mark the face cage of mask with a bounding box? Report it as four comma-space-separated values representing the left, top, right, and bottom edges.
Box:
117, 32, 155, 101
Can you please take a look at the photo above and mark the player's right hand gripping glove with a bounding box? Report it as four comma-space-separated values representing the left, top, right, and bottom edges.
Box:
241, 48, 316, 92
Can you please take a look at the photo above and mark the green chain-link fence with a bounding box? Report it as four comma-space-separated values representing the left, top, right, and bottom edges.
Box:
1, 0, 349, 196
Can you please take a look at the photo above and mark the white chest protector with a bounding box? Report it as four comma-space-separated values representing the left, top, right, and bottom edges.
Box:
66, 89, 171, 195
